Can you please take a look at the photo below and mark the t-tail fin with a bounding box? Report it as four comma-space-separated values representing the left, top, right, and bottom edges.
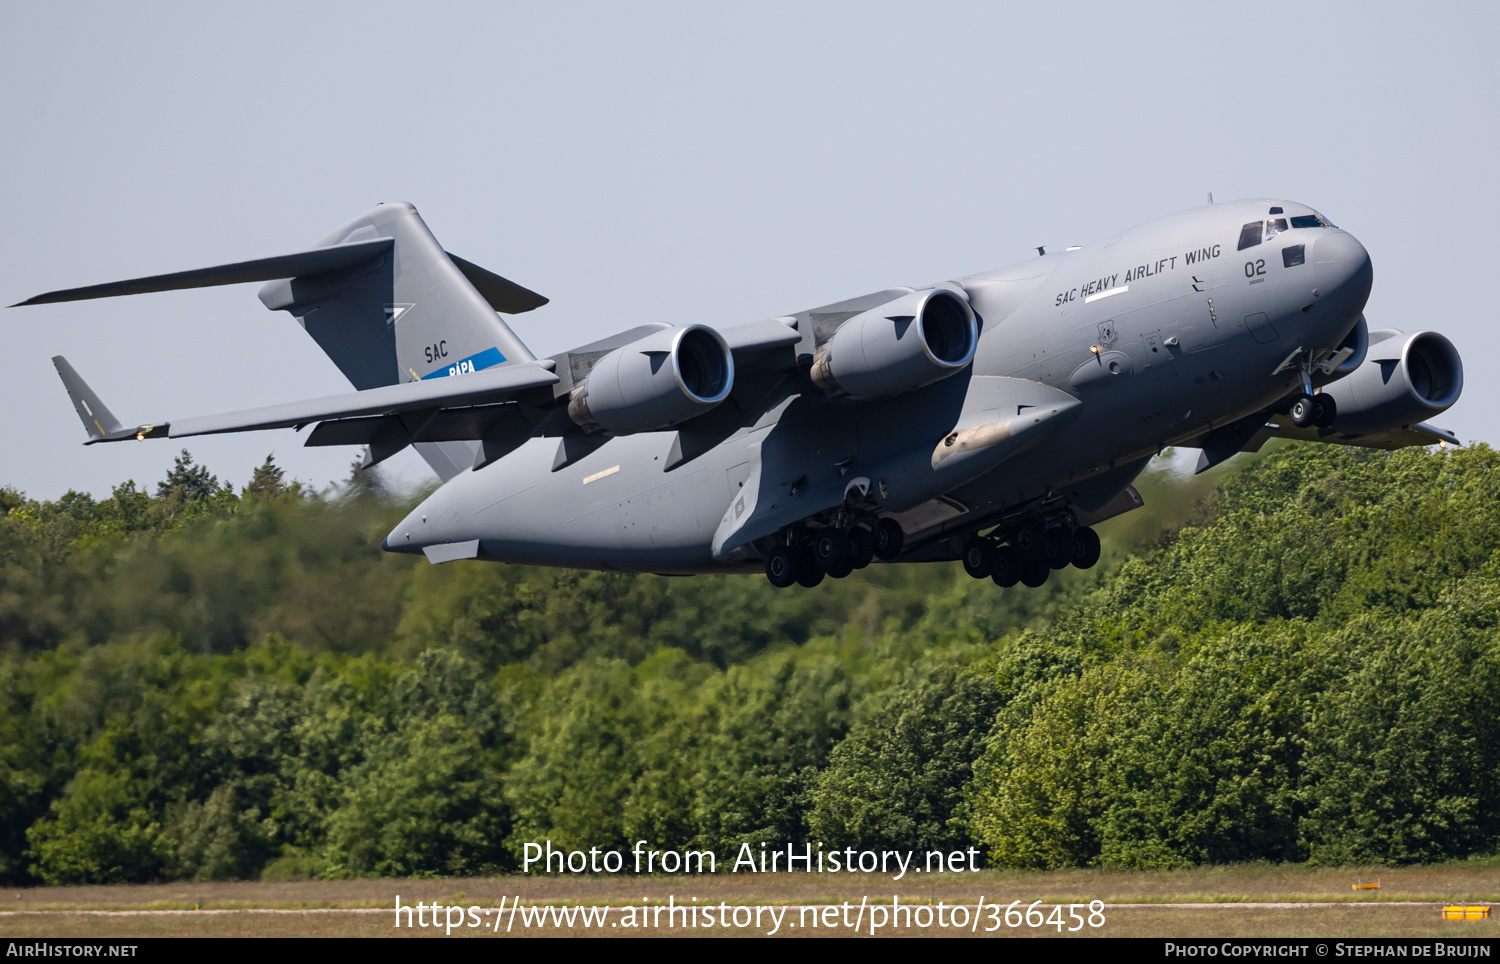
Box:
255, 203, 544, 390
19, 202, 548, 481
256, 203, 547, 479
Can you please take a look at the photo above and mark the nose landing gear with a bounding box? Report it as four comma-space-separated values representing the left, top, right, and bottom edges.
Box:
1277, 347, 1342, 428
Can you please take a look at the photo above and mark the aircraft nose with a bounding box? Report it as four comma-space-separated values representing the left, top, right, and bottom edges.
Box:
1312, 230, 1373, 308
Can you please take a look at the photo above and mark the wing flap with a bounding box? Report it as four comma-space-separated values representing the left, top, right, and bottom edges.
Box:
303, 403, 521, 447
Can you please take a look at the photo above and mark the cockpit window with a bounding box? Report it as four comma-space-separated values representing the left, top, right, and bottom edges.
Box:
1266, 217, 1289, 240
1291, 213, 1333, 229
1238, 221, 1264, 250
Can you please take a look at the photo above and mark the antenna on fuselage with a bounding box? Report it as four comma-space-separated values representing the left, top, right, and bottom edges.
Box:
1207, 192, 1214, 204
1036, 246, 1046, 256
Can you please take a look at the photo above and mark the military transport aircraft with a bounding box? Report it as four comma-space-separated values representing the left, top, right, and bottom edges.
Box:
17, 199, 1463, 588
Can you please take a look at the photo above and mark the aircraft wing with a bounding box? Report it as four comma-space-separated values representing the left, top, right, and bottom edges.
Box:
718, 317, 803, 360
1187, 413, 1460, 474
1251, 418, 1461, 451
53, 354, 558, 444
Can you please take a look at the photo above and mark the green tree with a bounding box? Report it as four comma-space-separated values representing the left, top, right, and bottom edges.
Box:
244, 454, 289, 500
157, 449, 222, 502
808, 662, 1001, 852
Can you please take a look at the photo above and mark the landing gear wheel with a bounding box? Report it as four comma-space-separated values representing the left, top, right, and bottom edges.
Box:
813, 529, 848, 571
765, 546, 797, 588
1071, 526, 1102, 570
1013, 521, 1047, 561
1288, 393, 1317, 428
991, 546, 1021, 588
873, 518, 904, 561
1312, 393, 1338, 428
1020, 558, 1050, 588
1049, 529, 1076, 570
961, 539, 995, 579
847, 527, 875, 570
1038, 529, 1067, 569
794, 548, 825, 588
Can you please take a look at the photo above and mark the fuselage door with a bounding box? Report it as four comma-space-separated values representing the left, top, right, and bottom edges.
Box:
1138, 330, 1178, 379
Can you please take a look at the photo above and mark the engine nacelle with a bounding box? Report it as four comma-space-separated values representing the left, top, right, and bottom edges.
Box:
567, 325, 734, 434
810, 288, 977, 398
1320, 328, 1463, 434
1328, 314, 1370, 377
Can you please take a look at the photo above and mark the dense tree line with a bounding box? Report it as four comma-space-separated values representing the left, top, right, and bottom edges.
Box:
1, 442, 1497, 883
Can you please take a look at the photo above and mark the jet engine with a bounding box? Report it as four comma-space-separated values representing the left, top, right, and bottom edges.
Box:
1319, 328, 1463, 434
810, 288, 977, 398
567, 324, 734, 434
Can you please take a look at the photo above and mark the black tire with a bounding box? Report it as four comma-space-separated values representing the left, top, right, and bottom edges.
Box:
765, 546, 797, 588
813, 529, 848, 570
1312, 393, 1338, 428
1072, 526, 1102, 569
991, 546, 1020, 588
1038, 529, 1067, 569
847, 526, 875, 570
1048, 529, 1076, 570
961, 539, 994, 579
874, 518, 904, 561
1013, 520, 1046, 560
1288, 393, 1316, 428
1020, 558, 1050, 588
795, 548, 825, 588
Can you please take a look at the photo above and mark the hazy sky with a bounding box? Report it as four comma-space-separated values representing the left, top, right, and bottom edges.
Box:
3, 2, 1495, 500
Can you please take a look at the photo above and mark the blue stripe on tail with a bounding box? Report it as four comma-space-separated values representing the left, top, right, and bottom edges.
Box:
421, 346, 506, 380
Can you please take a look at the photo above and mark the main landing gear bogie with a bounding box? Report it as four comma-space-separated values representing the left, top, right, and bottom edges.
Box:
765, 515, 892, 588
963, 521, 1101, 590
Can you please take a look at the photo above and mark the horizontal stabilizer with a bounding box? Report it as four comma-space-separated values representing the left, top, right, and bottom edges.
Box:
447, 253, 548, 314
13, 238, 393, 306
52, 355, 124, 441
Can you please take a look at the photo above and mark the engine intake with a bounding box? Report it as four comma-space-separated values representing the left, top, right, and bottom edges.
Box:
1320, 329, 1463, 434
811, 288, 977, 398
568, 325, 734, 434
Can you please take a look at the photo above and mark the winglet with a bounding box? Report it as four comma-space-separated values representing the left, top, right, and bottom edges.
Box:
51, 356, 163, 443
53, 355, 124, 441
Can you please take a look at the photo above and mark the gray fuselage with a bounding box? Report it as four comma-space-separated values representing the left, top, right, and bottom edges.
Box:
388, 199, 1372, 572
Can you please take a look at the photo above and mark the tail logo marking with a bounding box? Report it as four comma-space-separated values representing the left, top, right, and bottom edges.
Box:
384, 303, 415, 325
420, 346, 507, 380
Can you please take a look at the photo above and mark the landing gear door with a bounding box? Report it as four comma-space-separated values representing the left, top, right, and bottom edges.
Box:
1139, 330, 1178, 379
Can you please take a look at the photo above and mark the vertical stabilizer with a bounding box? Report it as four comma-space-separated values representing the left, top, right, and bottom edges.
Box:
256, 203, 547, 479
